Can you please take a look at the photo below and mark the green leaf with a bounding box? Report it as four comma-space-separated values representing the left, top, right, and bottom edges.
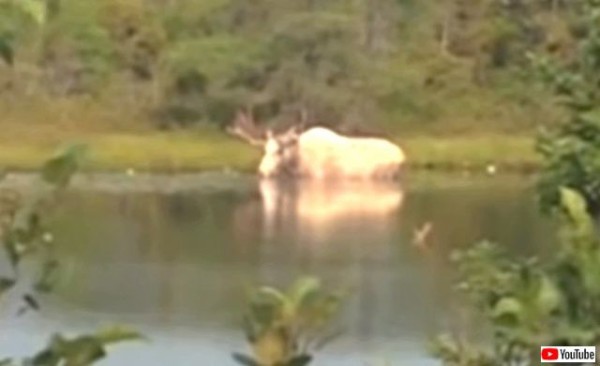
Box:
555, 324, 597, 344
14, 0, 46, 25
249, 287, 288, 327
41, 144, 87, 188
28, 349, 60, 366
242, 314, 260, 343
34, 259, 59, 293
95, 326, 144, 345
287, 354, 312, 366
0, 277, 15, 296
536, 276, 562, 315
289, 277, 321, 309
0, 34, 13, 65
5, 237, 20, 268
491, 297, 523, 323
560, 187, 590, 224
59, 336, 106, 365
28, 328, 141, 366
232, 353, 259, 366
12, 209, 42, 243
254, 287, 287, 305
239, 278, 343, 364
29, 334, 64, 366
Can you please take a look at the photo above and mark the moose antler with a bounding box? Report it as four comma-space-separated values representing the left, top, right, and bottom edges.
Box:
277, 124, 300, 145
226, 109, 265, 147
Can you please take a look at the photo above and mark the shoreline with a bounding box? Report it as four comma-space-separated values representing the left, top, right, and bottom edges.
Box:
0, 132, 540, 174
0, 170, 536, 196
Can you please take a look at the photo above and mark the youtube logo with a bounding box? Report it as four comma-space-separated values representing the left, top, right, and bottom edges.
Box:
541, 348, 559, 361
541, 346, 596, 363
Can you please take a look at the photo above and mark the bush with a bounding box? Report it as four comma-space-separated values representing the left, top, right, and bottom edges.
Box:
432, 188, 600, 366
534, 0, 600, 214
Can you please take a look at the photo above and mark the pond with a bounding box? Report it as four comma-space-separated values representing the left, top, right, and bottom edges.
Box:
0, 172, 556, 365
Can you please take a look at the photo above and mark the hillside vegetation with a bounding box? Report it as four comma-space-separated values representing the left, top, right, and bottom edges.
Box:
0, 0, 589, 169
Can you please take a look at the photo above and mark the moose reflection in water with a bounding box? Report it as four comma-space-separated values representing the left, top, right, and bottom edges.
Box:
257, 179, 405, 242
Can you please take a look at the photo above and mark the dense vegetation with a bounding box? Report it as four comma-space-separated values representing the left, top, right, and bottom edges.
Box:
429, 2, 600, 363
0, 0, 590, 136
432, 189, 600, 366
533, 0, 600, 214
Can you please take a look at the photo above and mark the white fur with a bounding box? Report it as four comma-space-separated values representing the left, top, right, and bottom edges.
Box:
258, 127, 406, 179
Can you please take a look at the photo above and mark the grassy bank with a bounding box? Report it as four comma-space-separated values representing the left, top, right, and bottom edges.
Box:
401, 135, 539, 172
0, 127, 539, 173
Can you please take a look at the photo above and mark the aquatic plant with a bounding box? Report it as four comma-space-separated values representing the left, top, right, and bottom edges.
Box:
233, 277, 344, 366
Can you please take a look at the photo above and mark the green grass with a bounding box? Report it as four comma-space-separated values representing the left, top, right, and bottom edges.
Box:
0, 128, 261, 173
401, 135, 539, 172
0, 127, 539, 173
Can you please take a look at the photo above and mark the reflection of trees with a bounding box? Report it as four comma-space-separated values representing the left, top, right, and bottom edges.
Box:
56, 192, 207, 319
115, 192, 248, 320
107, 193, 177, 320
397, 183, 558, 340
404, 185, 555, 257
51, 191, 255, 326
49, 178, 554, 343
231, 191, 264, 255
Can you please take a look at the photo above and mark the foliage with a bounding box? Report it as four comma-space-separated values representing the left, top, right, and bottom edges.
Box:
233, 277, 344, 366
533, 0, 600, 214
431, 187, 600, 366
15, 326, 142, 366
0, 145, 142, 365
0, 0, 584, 134
0, 0, 44, 65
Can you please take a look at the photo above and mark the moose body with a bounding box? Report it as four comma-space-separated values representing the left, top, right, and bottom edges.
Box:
260, 127, 405, 179
228, 111, 406, 180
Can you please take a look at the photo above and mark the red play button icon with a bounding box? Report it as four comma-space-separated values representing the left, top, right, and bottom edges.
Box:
541, 347, 559, 361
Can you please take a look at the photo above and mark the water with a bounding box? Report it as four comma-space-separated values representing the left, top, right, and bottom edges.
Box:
0, 172, 556, 365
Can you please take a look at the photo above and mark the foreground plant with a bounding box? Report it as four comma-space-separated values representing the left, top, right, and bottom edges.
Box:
233, 277, 344, 366
0, 145, 142, 365
432, 187, 600, 366
532, 0, 600, 214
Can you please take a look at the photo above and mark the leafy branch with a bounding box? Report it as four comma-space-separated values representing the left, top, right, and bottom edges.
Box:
432, 187, 600, 366
0, 144, 143, 366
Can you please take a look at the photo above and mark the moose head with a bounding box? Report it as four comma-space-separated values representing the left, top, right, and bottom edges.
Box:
227, 109, 303, 177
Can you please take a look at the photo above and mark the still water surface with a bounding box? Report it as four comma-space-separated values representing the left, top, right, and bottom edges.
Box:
0, 172, 555, 365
